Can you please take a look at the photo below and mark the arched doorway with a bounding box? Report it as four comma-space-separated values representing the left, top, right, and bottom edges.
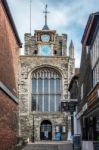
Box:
40, 120, 52, 140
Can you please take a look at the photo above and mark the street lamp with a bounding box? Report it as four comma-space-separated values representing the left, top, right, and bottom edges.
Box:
32, 94, 36, 143
32, 111, 35, 142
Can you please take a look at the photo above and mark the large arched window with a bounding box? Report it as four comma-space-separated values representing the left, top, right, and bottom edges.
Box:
31, 67, 62, 112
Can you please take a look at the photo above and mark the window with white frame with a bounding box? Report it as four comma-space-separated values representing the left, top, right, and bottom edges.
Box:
31, 68, 62, 112
93, 62, 99, 87
91, 29, 99, 87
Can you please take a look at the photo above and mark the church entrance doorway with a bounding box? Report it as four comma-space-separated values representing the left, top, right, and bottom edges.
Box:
40, 120, 52, 140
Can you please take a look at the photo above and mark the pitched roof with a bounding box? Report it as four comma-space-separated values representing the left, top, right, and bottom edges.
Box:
81, 12, 99, 45
1, 0, 22, 47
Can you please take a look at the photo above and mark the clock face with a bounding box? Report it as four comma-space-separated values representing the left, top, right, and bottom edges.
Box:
39, 45, 52, 56
41, 34, 50, 42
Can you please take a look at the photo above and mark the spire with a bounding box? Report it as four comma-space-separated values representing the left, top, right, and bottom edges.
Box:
42, 4, 49, 30
69, 40, 74, 58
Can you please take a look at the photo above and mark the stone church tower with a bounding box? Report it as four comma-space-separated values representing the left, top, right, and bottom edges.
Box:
19, 5, 75, 141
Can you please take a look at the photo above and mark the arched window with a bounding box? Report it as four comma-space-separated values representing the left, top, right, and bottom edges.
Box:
31, 68, 62, 112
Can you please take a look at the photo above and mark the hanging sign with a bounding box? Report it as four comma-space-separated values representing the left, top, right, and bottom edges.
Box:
61, 101, 77, 112
61, 102, 69, 112
68, 102, 76, 112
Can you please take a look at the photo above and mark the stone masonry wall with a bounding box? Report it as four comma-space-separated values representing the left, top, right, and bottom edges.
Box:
24, 33, 67, 56
19, 56, 75, 141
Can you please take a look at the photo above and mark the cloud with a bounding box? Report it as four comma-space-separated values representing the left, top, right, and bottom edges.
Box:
7, 0, 99, 67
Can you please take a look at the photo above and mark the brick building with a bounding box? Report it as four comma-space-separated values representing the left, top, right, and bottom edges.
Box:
77, 12, 99, 150
19, 5, 75, 142
0, 0, 22, 149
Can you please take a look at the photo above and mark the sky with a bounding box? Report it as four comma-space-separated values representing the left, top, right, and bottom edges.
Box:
7, 0, 99, 67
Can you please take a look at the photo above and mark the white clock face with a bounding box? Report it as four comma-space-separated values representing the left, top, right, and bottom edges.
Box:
39, 45, 52, 56
41, 34, 50, 42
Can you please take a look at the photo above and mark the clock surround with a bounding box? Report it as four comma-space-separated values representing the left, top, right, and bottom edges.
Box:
39, 45, 52, 56
41, 34, 50, 42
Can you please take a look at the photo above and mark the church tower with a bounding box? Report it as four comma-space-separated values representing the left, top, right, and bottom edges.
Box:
19, 5, 75, 142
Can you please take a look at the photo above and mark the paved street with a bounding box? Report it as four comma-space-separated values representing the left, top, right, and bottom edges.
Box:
22, 141, 73, 150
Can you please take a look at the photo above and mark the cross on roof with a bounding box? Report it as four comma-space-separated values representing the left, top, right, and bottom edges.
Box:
43, 4, 49, 27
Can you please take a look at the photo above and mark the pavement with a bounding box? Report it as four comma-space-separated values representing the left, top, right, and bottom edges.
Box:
22, 141, 73, 150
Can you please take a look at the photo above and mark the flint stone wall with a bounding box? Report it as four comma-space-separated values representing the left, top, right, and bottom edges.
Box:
19, 56, 74, 141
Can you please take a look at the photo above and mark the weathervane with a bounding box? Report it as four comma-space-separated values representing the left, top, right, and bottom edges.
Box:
43, 4, 49, 27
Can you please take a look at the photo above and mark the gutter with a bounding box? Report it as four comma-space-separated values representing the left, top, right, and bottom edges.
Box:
0, 81, 18, 104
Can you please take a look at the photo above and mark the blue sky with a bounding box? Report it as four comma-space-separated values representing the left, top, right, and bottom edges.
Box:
7, 0, 99, 67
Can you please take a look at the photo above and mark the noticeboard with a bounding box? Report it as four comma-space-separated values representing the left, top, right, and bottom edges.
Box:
55, 132, 61, 141
73, 134, 81, 149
